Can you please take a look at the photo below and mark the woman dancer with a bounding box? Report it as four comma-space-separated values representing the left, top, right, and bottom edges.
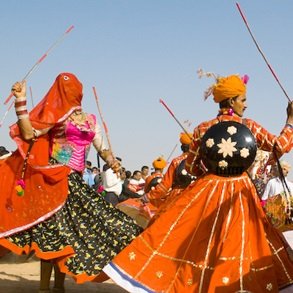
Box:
0, 73, 142, 292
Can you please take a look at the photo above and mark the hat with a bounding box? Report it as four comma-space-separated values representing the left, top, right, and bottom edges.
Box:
212, 75, 246, 103
152, 156, 167, 169
197, 69, 248, 103
180, 132, 193, 145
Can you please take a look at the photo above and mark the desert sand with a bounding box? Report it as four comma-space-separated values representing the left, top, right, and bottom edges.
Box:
0, 253, 127, 293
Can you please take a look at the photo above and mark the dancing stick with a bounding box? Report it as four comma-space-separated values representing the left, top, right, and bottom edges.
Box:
0, 101, 14, 127
159, 99, 193, 140
166, 143, 178, 164
29, 86, 34, 108
92, 86, 114, 155
236, 3, 291, 102
4, 25, 74, 105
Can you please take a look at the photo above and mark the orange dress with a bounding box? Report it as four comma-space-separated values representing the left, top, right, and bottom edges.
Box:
103, 114, 293, 293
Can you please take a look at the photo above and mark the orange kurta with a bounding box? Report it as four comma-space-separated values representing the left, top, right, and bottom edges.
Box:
104, 115, 293, 293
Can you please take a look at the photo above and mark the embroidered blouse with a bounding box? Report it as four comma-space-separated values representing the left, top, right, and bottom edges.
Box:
50, 113, 106, 172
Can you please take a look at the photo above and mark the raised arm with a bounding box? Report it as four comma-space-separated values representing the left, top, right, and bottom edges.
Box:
11, 81, 51, 140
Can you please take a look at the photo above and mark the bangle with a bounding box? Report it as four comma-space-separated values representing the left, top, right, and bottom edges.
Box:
15, 97, 28, 119
285, 123, 293, 129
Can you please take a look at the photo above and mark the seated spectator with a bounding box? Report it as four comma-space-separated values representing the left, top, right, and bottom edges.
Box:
128, 170, 145, 196
119, 170, 142, 202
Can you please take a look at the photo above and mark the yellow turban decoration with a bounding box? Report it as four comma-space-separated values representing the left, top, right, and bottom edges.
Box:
180, 132, 193, 145
212, 75, 246, 103
152, 156, 167, 169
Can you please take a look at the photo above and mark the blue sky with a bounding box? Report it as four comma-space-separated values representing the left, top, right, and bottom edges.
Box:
0, 0, 292, 178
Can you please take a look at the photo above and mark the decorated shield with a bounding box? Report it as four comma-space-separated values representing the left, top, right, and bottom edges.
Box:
200, 121, 257, 176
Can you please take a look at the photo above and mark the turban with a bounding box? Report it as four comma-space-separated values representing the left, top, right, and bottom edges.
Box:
180, 132, 193, 145
152, 157, 167, 170
212, 75, 246, 103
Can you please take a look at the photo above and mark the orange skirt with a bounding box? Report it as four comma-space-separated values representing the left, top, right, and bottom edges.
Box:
104, 173, 293, 293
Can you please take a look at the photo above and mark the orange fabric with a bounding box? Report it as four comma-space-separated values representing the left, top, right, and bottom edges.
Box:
0, 238, 74, 260
109, 175, 293, 293
212, 75, 246, 103
144, 171, 164, 193
0, 73, 82, 238
148, 153, 188, 208
107, 116, 293, 292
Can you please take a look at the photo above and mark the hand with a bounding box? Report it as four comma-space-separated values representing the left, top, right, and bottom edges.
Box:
286, 101, 293, 125
109, 159, 121, 174
11, 80, 26, 99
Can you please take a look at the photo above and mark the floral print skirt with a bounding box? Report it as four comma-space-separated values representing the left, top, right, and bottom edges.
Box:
3, 171, 142, 282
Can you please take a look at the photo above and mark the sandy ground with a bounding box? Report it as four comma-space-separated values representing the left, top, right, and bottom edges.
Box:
0, 254, 127, 293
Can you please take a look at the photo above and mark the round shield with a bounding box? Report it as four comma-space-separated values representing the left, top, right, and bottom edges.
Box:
200, 121, 257, 176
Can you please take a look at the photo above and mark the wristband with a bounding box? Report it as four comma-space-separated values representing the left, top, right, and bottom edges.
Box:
15, 97, 28, 119
285, 123, 293, 129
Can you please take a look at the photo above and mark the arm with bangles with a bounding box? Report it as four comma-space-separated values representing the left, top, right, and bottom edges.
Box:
91, 123, 121, 174
12, 80, 51, 140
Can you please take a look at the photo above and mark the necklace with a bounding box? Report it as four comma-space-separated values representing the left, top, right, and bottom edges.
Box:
71, 110, 87, 125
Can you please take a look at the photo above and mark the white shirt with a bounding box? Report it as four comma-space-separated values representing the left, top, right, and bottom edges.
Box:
101, 168, 122, 196
262, 177, 293, 200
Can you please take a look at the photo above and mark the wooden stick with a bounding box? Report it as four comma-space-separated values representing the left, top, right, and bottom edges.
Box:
92, 86, 114, 155
4, 25, 74, 105
236, 3, 291, 102
159, 99, 193, 140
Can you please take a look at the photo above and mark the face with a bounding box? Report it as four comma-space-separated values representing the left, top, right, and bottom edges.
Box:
230, 95, 247, 117
133, 172, 142, 181
281, 166, 290, 177
142, 167, 149, 176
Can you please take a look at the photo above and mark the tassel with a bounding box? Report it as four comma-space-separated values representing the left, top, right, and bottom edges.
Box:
15, 179, 25, 197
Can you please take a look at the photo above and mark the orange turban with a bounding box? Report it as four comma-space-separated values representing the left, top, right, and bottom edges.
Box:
212, 75, 246, 103
152, 157, 167, 169
180, 132, 193, 145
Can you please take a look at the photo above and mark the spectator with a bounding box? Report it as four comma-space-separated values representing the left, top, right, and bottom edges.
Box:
83, 160, 95, 187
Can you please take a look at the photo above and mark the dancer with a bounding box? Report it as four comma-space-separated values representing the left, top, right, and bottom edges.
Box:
0, 73, 142, 292
144, 156, 167, 193
147, 132, 194, 210
104, 73, 293, 292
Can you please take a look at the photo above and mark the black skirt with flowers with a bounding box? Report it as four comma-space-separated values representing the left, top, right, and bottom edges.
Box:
5, 171, 142, 279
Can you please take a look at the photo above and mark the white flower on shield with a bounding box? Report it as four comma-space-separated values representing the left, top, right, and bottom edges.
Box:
240, 148, 250, 158
206, 138, 215, 148
227, 126, 237, 135
217, 137, 237, 158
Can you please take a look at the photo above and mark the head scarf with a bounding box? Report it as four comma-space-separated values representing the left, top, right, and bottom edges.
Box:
212, 75, 246, 103
180, 132, 193, 145
152, 156, 167, 170
29, 72, 83, 129
10, 72, 83, 160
